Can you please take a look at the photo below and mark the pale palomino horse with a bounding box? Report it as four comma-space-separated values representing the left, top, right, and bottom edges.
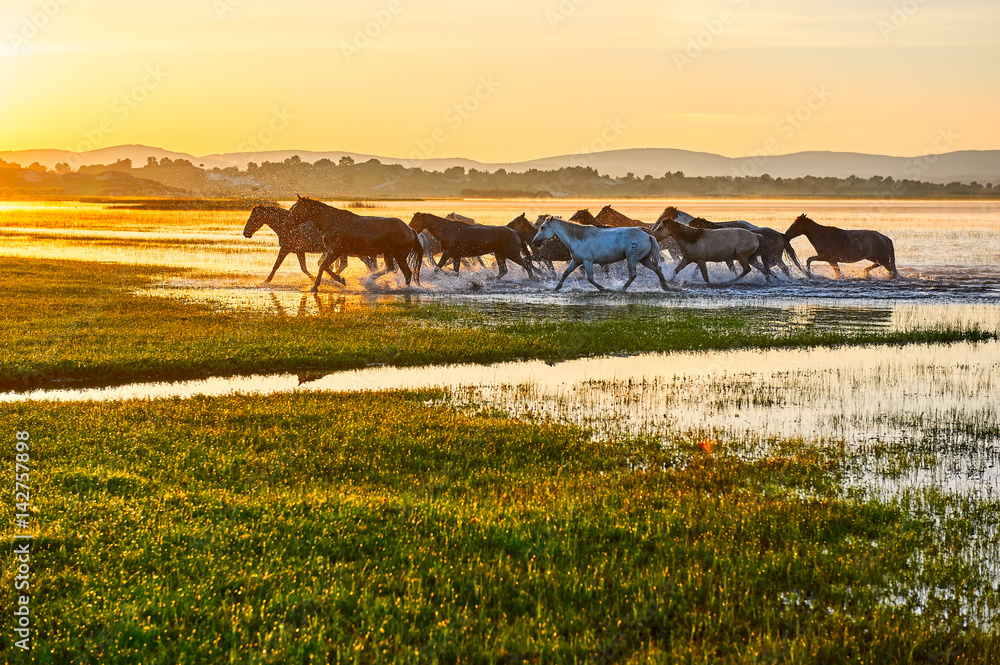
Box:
658, 207, 803, 276
532, 217, 670, 292
651, 219, 774, 283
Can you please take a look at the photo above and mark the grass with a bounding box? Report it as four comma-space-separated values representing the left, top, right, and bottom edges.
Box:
1, 258, 994, 392
2, 391, 997, 663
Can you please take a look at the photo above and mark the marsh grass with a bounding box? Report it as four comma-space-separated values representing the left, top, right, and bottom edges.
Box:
1, 391, 997, 663
1, 259, 993, 392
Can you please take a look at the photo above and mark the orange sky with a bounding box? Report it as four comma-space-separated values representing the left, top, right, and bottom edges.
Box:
2, 0, 998, 160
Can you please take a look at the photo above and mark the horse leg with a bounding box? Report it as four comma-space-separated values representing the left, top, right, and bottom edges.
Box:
295, 252, 314, 279
494, 252, 508, 279
621, 258, 638, 291
698, 261, 711, 284
265, 249, 290, 283
554, 259, 580, 291
726, 260, 737, 274
830, 262, 842, 278
583, 261, 606, 291
453, 256, 461, 273
776, 258, 791, 278
805, 256, 820, 277
509, 253, 534, 279
863, 262, 883, 278
640, 253, 671, 291
672, 258, 692, 281
311, 253, 340, 292
395, 251, 413, 286
735, 257, 753, 281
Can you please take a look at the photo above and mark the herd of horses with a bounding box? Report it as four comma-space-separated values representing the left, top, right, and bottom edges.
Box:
242, 197, 899, 292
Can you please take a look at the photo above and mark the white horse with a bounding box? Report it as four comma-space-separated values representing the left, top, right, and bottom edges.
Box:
533, 217, 670, 292
651, 219, 773, 283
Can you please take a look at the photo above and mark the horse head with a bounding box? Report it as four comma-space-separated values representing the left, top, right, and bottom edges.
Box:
409, 212, 428, 234
243, 205, 270, 238
656, 207, 679, 225
785, 214, 812, 239
532, 218, 557, 247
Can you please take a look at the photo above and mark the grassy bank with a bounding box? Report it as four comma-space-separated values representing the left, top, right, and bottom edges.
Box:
2, 391, 996, 663
2, 259, 994, 391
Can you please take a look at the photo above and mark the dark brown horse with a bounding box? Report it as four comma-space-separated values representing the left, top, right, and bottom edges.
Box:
688, 217, 804, 278
243, 205, 380, 284
410, 212, 533, 279
416, 213, 487, 269
784, 214, 898, 278
568, 209, 611, 227
287, 197, 423, 291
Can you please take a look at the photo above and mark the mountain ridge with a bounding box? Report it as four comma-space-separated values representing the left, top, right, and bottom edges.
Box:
2, 144, 998, 185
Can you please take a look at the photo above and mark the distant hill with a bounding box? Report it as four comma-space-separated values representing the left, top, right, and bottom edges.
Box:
2, 144, 998, 185
0, 163, 187, 197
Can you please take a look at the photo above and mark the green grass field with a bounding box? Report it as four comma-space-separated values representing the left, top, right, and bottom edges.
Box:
2, 392, 997, 663
3, 257, 999, 663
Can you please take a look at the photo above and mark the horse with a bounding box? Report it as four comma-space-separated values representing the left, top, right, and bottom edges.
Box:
687, 218, 804, 278
568, 209, 610, 227
243, 205, 380, 284
410, 212, 534, 279
532, 217, 670, 292
594, 205, 683, 261
651, 219, 773, 283
286, 196, 423, 291
784, 214, 898, 278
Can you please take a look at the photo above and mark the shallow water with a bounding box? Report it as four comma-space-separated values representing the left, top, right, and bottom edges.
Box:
6, 337, 998, 499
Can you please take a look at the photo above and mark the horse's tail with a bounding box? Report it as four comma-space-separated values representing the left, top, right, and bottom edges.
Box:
408, 234, 423, 285
518, 235, 533, 260
648, 234, 665, 265
783, 236, 806, 275
886, 237, 898, 278
749, 234, 773, 278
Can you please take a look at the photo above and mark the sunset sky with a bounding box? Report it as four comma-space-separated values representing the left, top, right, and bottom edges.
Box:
1, 0, 998, 161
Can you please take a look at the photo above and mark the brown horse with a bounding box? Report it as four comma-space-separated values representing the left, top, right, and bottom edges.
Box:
287, 197, 423, 291
410, 212, 533, 279
784, 214, 898, 278
688, 217, 804, 278
651, 219, 772, 283
568, 209, 610, 227
243, 205, 380, 284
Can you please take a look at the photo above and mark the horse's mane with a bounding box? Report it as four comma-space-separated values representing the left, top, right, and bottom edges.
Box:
688, 217, 719, 229
668, 220, 704, 243
656, 207, 678, 224
551, 219, 596, 242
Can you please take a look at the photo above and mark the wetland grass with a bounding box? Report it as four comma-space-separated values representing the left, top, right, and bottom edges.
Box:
1, 258, 993, 392
2, 391, 997, 663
